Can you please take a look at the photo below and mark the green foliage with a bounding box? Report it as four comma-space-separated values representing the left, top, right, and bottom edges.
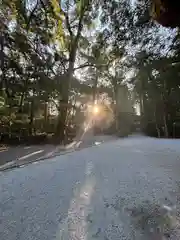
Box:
1, 0, 179, 143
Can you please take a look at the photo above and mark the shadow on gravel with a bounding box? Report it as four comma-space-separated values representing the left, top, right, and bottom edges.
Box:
126, 201, 175, 239
105, 197, 180, 239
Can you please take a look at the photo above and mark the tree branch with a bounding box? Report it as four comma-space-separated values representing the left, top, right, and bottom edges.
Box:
75, 4, 86, 44
26, 0, 39, 31
61, 0, 73, 38
73, 62, 108, 71
64, 12, 73, 38
73, 63, 95, 71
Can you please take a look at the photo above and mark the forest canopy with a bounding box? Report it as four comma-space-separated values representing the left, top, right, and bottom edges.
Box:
0, 0, 180, 143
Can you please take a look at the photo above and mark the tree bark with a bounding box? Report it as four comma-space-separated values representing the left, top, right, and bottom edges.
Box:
0, 34, 5, 91
162, 79, 169, 138
115, 89, 119, 132
161, 90, 169, 138
44, 101, 48, 130
58, 61, 74, 143
29, 99, 34, 136
154, 107, 161, 138
19, 92, 25, 113
56, 3, 87, 143
93, 68, 98, 103
163, 113, 169, 138
111, 77, 119, 132
140, 93, 145, 130
57, 15, 85, 142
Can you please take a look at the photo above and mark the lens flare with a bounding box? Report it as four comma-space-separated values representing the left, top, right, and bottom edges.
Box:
92, 106, 99, 115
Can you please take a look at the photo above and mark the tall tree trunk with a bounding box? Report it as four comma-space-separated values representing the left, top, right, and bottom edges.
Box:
44, 101, 48, 131
161, 91, 169, 138
44, 102, 48, 121
112, 78, 119, 132
163, 113, 169, 138
154, 106, 160, 138
91, 69, 98, 135
162, 79, 169, 138
19, 92, 25, 113
0, 34, 5, 91
139, 95, 144, 117
93, 68, 98, 103
58, 62, 74, 143
115, 88, 119, 132
57, 3, 86, 143
58, 34, 81, 142
29, 99, 34, 136
140, 93, 145, 131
